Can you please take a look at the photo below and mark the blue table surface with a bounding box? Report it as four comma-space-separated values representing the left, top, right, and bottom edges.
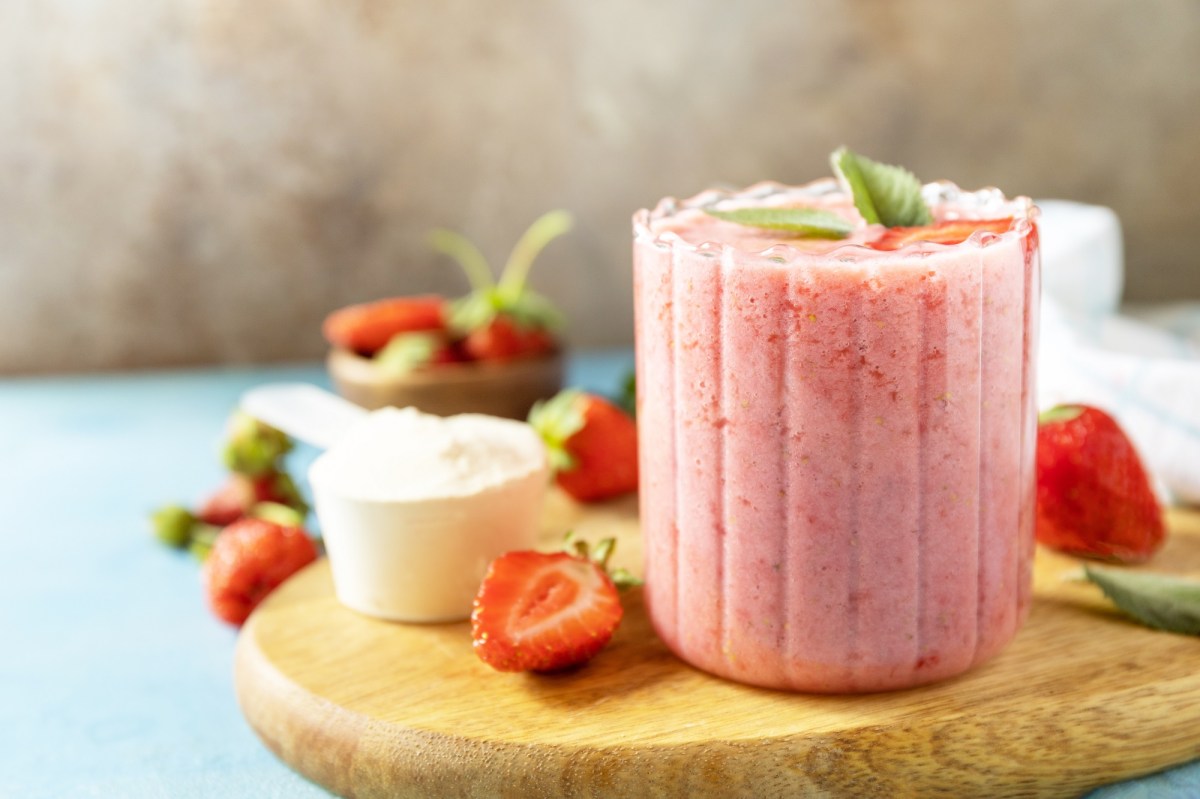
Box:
2, 350, 1196, 799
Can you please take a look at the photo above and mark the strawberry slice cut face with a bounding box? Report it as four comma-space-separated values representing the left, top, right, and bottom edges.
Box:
870, 217, 1014, 251
471, 550, 623, 673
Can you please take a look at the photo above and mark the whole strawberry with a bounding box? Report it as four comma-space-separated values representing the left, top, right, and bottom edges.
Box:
528, 389, 638, 503
1036, 404, 1165, 563
471, 537, 631, 672
322, 295, 447, 357
203, 518, 318, 625
460, 315, 557, 362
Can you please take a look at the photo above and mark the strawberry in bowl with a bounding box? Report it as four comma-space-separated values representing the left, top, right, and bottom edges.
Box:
324, 211, 571, 419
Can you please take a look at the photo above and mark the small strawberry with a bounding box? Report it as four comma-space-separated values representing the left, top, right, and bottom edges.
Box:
461, 315, 557, 362
870, 217, 1014, 251
322, 295, 447, 357
197, 472, 307, 527
203, 517, 318, 626
471, 536, 633, 672
430, 210, 570, 361
528, 389, 638, 503
1036, 404, 1165, 563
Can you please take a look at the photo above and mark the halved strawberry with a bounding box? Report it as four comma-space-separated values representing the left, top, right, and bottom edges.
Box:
528, 389, 638, 503
322, 295, 447, 357
1036, 404, 1165, 563
471, 545, 624, 672
870, 217, 1014, 251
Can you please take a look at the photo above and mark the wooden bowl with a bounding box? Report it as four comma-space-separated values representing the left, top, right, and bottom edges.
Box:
326, 348, 565, 420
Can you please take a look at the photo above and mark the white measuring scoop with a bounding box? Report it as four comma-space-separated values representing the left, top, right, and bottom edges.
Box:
239, 383, 548, 623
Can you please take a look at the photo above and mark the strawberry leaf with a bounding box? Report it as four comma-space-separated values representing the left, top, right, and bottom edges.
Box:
528, 389, 585, 473
250, 501, 305, 529
560, 532, 643, 590
831, 146, 933, 228
499, 210, 573, 294
429, 229, 494, 292
705, 207, 852, 239
434, 211, 570, 336
1083, 565, 1200, 635
1038, 405, 1085, 425
375, 331, 441, 375
447, 288, 563, 337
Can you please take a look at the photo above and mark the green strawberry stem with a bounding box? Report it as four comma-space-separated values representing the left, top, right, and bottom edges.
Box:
561, 531, 643, 590
434, 210, 572, 336
188, 524, 222, 562
528, 388, 585, 473
151, 504, 198, 548
429, 229, 494, 292
250, 501, 306, 528
222, 411, 294, 477
1038, 404, 1085, 425
497, 210, 573, 296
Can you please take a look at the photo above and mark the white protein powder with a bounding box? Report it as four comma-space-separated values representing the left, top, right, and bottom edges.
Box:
311, 406, 546, 503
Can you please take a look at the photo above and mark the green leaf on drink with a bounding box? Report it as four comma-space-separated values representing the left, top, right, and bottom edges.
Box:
831, 146, 933, 228
1083, 564, 1200, 635
704, 207, 852, 239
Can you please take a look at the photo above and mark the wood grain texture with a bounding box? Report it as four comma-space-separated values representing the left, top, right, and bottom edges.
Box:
234, 493, 1200, 799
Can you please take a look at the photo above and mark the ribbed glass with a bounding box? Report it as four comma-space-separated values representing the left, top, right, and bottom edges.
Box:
632, 181, 1039, 692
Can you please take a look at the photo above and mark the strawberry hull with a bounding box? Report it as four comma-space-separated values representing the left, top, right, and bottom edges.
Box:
632, 180, 1040, 693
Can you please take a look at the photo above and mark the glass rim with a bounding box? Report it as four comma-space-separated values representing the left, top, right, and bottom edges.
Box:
632, 178, 1038, 262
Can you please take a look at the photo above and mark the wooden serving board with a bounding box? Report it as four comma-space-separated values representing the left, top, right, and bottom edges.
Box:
235, 493, 1200, 799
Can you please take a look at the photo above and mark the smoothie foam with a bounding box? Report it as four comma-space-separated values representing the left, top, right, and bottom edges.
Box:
633, 179, 1039, 692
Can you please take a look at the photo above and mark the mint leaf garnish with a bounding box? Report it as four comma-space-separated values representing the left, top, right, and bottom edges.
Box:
705, 208, 852, 239
831, 147, 933, 228
1083, 565, 1200, 635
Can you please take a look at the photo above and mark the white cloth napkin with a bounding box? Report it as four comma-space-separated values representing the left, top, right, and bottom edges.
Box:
1036, 200, 1200, 505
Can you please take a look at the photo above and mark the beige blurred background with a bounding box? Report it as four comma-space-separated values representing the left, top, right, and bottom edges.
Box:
1, 0, 1197, 374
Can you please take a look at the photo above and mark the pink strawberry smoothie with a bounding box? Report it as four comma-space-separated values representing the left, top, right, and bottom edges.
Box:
632, 179, 1039, 693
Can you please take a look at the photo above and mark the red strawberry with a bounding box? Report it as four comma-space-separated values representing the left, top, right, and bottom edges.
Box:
870, 217, 1014, 251
528, 389, 638, 503
471, 548, 623, 672
462, 315, 558, 362
197, 473, 307, 527
203, 518, 318, 625
1036, 404, 1165, 563
322, 295, 447, 357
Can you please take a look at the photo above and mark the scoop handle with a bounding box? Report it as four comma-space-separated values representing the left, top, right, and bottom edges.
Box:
239, 383, 367, 450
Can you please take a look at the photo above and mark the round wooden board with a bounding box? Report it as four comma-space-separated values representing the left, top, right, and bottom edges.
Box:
235, 493, 1200, 799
